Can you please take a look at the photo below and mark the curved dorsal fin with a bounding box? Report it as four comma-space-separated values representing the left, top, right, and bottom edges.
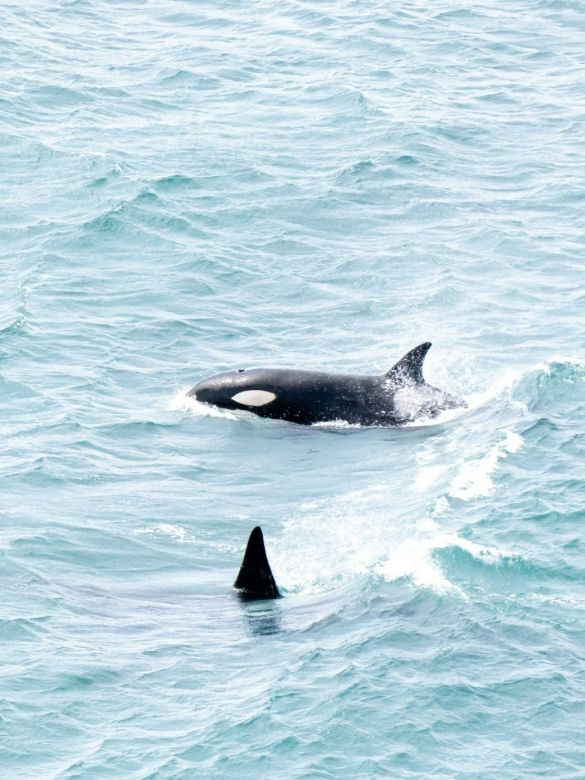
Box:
384, 342, 431, 384
234, 526, 281, 600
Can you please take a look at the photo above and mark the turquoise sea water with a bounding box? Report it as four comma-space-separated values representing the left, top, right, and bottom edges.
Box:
1, 1, 584, 777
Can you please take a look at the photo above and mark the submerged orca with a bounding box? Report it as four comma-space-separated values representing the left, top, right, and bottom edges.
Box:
234, 526, 281, 600
188, 342, 464, 426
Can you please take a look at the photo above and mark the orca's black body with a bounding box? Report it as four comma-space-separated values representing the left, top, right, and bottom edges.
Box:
188, 342, 464, 426
234, 526, 281, 600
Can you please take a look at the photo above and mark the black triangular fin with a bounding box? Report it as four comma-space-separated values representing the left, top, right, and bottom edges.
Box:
384, 342, 432, 384
234, 526, 281, 600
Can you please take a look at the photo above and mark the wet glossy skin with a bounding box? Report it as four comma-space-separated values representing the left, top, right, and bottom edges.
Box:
188, 367, 462, 426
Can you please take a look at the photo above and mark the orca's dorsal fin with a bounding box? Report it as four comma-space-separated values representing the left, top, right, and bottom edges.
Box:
384, 342, 432, 385
234, 526, 281, 600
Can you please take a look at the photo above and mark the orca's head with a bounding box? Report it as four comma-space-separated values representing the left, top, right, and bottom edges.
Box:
187, 369, 277, 411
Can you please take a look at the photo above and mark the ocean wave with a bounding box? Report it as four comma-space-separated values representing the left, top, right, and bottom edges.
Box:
449, 430, 523, 500
271, 483, 509, 598
515, 359, 584, 410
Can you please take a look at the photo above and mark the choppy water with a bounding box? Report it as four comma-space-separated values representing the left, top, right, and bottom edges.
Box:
1, 1, 584, 777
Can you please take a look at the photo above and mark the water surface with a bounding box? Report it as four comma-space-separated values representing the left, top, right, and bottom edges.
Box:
1, 1, 584, 777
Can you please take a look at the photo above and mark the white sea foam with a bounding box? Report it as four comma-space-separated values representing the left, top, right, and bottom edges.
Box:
137, 523, 188, 540
404, 367, 526, 428
464, 369, 529, 415
167, 387, 238, 419
272, 482, 503, 597
413, 463, 449, 491
312, 419, 362, 429
449, 430, 523, 500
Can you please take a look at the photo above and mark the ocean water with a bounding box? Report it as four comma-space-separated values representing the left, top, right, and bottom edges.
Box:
1, 0, 584, 777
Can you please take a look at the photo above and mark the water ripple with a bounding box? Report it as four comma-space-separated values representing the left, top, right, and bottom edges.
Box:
1, 0, 584, 776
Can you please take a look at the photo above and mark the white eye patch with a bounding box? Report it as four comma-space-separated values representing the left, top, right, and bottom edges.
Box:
232, 390, 277, 407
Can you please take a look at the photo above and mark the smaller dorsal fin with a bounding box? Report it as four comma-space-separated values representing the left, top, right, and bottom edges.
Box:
385, 342, 431, 385
234, 527, 281, 600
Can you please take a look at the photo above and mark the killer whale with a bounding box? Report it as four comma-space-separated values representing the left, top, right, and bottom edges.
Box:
234, 526, 281, 600
188, 342, 464, 426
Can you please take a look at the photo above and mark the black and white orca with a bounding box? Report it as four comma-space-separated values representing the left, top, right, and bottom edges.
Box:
234, 526, 281, 600
188, 342, 464, 426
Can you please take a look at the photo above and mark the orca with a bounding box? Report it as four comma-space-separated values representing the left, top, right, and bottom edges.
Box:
234, 526, 281, 600
188, 342, 464, 426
